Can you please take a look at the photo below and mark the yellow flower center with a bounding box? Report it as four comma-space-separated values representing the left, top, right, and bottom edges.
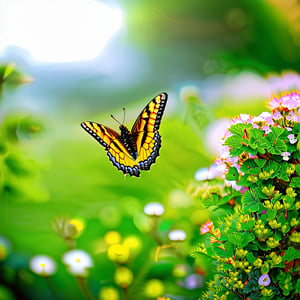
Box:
75, 258, 81, 263
40, 263, 46, 267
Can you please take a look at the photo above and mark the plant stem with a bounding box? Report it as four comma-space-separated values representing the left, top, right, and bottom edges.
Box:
45, 276, 60, 300
76, 277, 95, 300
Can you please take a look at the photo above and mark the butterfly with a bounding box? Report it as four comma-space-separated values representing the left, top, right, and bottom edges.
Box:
81, 92, 168, 177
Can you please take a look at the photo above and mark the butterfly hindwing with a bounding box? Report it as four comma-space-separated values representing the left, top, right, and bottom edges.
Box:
81, 121, 140, 176
81, 92, 167, 177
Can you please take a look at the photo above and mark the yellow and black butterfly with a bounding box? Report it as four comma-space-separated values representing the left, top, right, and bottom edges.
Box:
81, 92, 168, 177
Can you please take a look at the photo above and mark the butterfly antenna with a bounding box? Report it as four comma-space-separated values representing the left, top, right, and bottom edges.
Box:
111, 114, 122, 125
122, 108, 126, 125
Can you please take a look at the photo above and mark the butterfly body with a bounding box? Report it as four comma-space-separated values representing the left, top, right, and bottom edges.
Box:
81, 93, 167, 177
119, 125, 138, 160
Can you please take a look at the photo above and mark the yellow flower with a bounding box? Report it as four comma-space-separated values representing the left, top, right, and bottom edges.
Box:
114, 267, 133, 288
104, 231, 121, 246
98, 287, 119, 300
144, 279, 164, 298
123, 236, 142, 256
107, 244, 130, 263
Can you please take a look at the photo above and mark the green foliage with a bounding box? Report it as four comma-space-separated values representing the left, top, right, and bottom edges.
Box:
196, 92, 300, 299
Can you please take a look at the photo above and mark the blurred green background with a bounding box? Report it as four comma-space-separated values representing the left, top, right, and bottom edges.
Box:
1, 0, 300, 299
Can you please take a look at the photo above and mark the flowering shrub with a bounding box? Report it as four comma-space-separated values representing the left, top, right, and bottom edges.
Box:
194, 92, 300, 299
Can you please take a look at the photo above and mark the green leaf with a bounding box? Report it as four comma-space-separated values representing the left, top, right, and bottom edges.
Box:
222, 264, 234, 270
282, 247, 300, 263
266, 209, 277, 220
246, 243, 258, 251
277, 162, 289, 181
246, 252, 256, 263
295, 164, 300, 176
261, 262, 270, 274
241, 232, 255, 247
264, 160, 280, 176
249, 128, 269, 149
293, 123, 300, 134
216, 194, 233, 206
241, 219, 255, 230
3, 62, 16, 80
224, 241, 235, 256
291, 177, 300, 188
229, 147, 244, 157
230, 123, 247, 136
257, 242, 270, 251
228, 232, 243, 246
272, 126, 285, 137
224, 135, 243, 149
271, 139, 287, 155
296, 279, 300, 293
254, 159, 267, 168
214, 246, 232, 258
225, 167, 239, 181
240, 159, 261, 175
243, 190, 261, 213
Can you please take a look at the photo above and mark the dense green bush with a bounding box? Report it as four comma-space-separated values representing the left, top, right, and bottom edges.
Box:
193, 89, 300, 299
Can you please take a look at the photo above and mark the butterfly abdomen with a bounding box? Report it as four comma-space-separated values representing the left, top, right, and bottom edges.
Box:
119, 125, 138, 160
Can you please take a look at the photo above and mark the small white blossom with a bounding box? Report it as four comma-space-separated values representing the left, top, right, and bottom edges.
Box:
168, 230, 186, 241
30, 255, 57, 276
287, 134, 297, 144
62, 249, 93, 276
144, 203, 164, 216
195, 164, 222, 181
281, 152, 291, 161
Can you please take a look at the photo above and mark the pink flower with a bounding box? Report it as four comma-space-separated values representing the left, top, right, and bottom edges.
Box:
266, 97, 281, 111
262, 125, 271, 134
231, 114, 252, 125
286, 111, 298, 122
272, 111, 282, 120
266, 92, 300, 111
200, 221, 214, 235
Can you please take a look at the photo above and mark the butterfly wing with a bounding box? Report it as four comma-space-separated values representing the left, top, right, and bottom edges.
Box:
81, 121, 140, 176
131, 92, 168, 170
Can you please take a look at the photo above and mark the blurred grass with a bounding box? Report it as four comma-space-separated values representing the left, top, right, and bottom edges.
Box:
1, 0, 299, 297
1, 111, 211, 299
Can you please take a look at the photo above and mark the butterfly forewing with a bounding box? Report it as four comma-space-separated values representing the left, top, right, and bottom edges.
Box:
132, 93, 167, 170
132, 92, 168, 134
81, 92, 167, 177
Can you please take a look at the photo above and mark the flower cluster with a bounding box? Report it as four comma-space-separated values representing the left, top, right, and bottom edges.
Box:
196, 91, 300, 299
216, 92, 300, 192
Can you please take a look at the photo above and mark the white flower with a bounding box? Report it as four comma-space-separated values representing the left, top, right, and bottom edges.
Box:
30, 255, 57, 276
144, 203, 164, 216
281, 152, 291, 161
195, 164, 222, 181
168, 230, 186, 241
287, 134, 297, 144
224, 180, 243, 191
62, 249, 93, 276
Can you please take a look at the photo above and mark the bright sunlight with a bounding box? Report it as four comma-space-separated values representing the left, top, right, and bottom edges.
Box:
0, 0, 123, 63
